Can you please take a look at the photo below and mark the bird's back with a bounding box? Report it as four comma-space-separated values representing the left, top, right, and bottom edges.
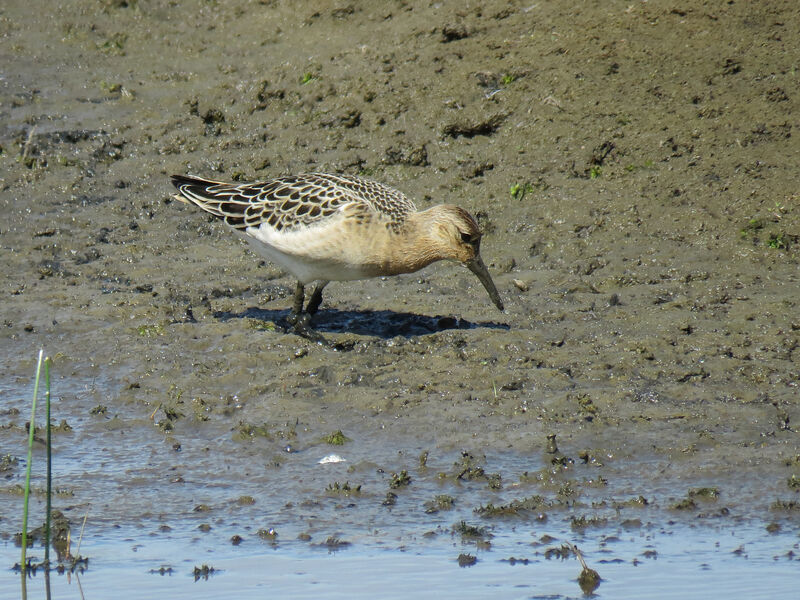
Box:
170, 173, 416, 233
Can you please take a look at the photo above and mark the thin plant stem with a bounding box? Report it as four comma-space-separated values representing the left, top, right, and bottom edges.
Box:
44, 357, 52, 568
21, 349, 44, 575
76, 571, 86, 600
44, 567, 51, 600
74, 511, 89, 561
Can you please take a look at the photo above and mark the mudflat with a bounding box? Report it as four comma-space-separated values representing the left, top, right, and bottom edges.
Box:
1, 0, 798, 573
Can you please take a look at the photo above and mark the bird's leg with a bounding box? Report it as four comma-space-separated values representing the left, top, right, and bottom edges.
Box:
305, 281, 328, 316
287, 281, 305, 325
286, 281, 326, 343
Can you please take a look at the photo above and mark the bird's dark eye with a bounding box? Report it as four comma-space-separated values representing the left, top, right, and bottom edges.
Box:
460, 232, 472, 243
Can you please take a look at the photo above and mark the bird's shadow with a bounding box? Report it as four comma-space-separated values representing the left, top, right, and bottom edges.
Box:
214, 306, 508, 339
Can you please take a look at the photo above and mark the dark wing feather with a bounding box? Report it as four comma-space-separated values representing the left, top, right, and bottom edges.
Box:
170, 174, 255, 229
170, 173, 417, 232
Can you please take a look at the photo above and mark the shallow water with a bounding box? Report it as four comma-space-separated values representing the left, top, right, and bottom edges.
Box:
2, 374, 799, 599
3, 521, 798, 599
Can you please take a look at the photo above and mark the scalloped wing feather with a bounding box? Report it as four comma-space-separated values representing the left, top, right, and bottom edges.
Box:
171, 173, 417, 233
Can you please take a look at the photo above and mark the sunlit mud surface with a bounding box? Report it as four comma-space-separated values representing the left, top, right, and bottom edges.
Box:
1, 0, 799, 597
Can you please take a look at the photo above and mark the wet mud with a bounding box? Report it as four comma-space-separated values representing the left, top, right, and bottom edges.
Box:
1, 0, 799, 582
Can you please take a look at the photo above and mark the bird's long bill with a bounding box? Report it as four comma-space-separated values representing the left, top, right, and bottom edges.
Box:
466, 256, 504, 311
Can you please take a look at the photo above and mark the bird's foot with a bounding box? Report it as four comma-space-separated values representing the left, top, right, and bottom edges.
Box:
288, 312, 326, 344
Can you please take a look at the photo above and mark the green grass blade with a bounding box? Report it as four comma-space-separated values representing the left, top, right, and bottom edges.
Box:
44, 357, 52, 567
21, 349, 44, 574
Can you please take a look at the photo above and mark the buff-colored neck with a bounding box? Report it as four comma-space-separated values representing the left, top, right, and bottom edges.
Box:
384, 206, 458, 274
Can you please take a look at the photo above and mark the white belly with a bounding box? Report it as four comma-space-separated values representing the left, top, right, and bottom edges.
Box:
237, 224, 379, 284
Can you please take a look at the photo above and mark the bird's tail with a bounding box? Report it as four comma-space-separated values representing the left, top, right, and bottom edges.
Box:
170, 174, 250, 229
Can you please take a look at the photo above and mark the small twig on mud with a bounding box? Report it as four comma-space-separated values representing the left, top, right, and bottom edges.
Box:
149, 403, 161, 420
569, 542, 590, 571
568, 542, 601, 594
22, 126, 37, 161
542, 95, 564, 111
74, 511, 89, 561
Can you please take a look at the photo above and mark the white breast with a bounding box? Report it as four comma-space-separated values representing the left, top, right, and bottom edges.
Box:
237, 220, 378, 284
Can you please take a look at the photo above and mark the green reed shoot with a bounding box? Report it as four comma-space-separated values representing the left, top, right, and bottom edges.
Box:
21, 349, 44, 573
44, 356, 52, 567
